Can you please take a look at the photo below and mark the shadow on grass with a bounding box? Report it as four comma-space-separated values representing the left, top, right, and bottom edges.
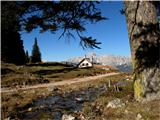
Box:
26, 62, 71, 67
1, 68, 15, 75
32, 67, 77, 75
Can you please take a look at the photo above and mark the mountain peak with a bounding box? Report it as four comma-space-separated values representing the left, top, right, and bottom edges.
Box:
66, 53, 133, 73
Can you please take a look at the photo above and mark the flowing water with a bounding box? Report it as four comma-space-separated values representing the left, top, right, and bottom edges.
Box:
11, 85, 108, 120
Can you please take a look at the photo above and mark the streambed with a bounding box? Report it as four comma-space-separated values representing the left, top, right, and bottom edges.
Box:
10, 85, 108, 120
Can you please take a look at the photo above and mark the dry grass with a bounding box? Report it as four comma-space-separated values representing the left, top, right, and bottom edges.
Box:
2, 72, 160, 120
81, 75, 160, 120
1, 87, 54, 119
1, 62, 108, 88
1, 73, 124, 119
2, 63, 159, 120
1, 62, 112, 119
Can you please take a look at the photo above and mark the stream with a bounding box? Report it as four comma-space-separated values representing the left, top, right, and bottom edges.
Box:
10, 85, 108, 120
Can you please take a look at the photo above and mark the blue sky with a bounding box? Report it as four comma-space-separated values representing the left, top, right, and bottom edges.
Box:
20, 1, 131, 62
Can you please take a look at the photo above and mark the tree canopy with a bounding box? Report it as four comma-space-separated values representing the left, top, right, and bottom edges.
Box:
1, 1, 106, 64
3, 1, 106, 49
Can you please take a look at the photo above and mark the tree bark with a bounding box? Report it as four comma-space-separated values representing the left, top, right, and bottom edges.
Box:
125, 1, 160, 101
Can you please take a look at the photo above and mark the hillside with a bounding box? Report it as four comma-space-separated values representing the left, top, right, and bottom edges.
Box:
1, 62, 108, 89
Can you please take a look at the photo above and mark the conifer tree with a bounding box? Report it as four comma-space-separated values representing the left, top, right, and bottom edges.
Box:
31, 38, 41, 63
25, 50, 30, 63
1, 1, 105, 64
2, 2, 26, 65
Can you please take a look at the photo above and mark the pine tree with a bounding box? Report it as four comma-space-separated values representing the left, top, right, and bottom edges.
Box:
25, 50, 30, 63
31, 38, 41, 63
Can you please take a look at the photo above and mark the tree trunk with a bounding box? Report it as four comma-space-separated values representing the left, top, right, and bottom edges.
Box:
125, 1, 160, 101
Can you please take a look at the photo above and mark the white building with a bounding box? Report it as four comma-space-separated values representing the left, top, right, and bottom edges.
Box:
77, 58, 93, 68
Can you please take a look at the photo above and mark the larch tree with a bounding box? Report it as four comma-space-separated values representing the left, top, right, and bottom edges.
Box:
124, 1, 160, 101
31, 38, 41, 63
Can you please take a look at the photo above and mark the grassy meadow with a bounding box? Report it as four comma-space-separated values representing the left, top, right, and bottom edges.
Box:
1, 62, 111, 88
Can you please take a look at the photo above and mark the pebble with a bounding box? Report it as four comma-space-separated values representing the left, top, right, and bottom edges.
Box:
136, 113, 143, 120
62, 114, 75, 120
75, 97, 84, 102
107, 98, 125, 108
28, 108, 32, 112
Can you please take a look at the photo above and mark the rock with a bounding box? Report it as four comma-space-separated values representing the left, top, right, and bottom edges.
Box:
126, 78, 130, 81
126, 100, 129, 103
136, 113, 143, 120
74, 112, 86, 120
75, 97, 84, 102
22, 90, 26, 93
47, 86, 60, 92
62, 114, 75, 120
4, 117, 10, 120
99, 84, 108, 91
47, 86, 55, 92
28, 107, 32, 112
107, 98, 125, 108
17, 66, 24, 70
124, 110, 128, 113
79, 114, 85, 120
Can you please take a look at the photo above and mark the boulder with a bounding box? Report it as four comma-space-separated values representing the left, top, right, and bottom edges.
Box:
107, 98, 125, 108
62, 114, 75, 120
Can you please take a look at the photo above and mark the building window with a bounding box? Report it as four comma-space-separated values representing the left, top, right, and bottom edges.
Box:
86, 63, 89, 66
82, 63, 85, 66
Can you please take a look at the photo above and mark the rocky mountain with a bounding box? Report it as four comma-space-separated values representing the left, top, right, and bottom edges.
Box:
66, 53, 133, 73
